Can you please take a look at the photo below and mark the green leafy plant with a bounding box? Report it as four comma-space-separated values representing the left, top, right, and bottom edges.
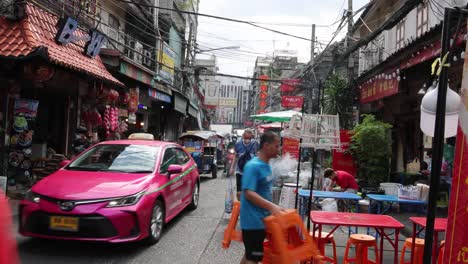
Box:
348, 114, 392, 187
322, 74, 356, 129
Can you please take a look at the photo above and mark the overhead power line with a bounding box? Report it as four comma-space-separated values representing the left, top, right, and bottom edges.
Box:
339, 0, 423, 62
115, 0, 312, 41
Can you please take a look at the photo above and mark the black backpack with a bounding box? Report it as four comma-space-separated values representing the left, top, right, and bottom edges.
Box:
238, 143, 254, 172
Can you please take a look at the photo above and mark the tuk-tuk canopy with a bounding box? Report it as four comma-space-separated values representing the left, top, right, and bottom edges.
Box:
179, 131, 220, 141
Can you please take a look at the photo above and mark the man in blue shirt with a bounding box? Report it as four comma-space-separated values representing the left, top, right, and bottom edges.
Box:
235, 129, 258, 200
240, 131, 284, 264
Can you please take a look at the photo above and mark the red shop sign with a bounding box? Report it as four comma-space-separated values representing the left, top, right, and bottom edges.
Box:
281, 96, 304, 108
280, 79, 301, 92
360, 76, 399, 104
282, 137, 300, 159
332, 130, 357, 177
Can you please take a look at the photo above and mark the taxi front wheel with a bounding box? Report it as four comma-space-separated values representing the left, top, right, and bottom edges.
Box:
144, 200, 165, 245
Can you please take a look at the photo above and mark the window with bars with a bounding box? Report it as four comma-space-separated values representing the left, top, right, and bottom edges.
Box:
396, 19, 406, 50
416, 1, 429, 37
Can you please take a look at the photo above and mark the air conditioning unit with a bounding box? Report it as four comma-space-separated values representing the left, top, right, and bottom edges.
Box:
125, 37, 135, 60
134, 41, 143, 64
107, 27, 118, 42
143, 49, 152, 68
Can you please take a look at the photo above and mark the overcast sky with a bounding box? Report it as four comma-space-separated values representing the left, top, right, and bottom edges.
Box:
196, 0, 369, 77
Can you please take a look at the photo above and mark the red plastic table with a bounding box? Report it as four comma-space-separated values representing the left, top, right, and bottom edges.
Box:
310, 211, 404, 264
409, 217, 447, 264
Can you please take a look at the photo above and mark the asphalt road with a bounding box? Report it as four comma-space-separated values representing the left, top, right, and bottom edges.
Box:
14, 173, 244, 264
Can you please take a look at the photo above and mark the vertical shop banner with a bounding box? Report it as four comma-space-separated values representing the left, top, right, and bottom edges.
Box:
444, 127, 468, 263
332, 130, 357, 177
281, 96, 303, 108
282, 137, 300, 159
446, 23, 468, 263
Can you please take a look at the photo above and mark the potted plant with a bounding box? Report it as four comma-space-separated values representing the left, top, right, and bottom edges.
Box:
348, 114, 392, 188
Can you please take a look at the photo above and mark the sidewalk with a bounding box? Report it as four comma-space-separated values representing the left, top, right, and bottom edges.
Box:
7, 198, 20, 217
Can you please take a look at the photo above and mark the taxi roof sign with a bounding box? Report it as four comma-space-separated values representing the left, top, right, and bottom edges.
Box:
128, 133, 154, 140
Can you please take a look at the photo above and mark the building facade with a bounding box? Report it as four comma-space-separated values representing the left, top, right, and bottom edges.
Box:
0, 0, 202, 197
353, 0, 468, 172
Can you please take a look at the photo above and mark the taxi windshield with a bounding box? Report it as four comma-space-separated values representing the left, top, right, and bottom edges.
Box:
67, 144, 159, 173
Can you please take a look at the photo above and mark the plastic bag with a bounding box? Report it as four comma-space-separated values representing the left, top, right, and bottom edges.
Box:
320, 198, 338, 212
398, 185, 421, 200
417, 184, 430, 201
225, 177, 234, 213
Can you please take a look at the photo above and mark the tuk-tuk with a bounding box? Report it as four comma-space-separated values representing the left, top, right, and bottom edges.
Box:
179, 131, 223, 178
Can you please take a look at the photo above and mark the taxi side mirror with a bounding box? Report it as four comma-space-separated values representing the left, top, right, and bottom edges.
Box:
167, 164, 182, 175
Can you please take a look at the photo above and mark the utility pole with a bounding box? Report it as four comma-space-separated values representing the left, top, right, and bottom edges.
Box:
308, 24, 316, 114
310, 24, 315, 65
346, 0, 354, 80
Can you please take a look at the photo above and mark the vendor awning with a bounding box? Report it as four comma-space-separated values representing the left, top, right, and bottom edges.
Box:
0, 3, 123, 86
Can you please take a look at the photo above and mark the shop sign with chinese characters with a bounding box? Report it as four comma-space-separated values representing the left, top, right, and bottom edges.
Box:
359, 73, 399, 103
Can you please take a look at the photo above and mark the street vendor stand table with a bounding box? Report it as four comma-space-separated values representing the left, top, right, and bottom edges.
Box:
366, 194, 427, 214
409, 217, 447, 264
298, 189, 362, 215
310, 211, 404, 264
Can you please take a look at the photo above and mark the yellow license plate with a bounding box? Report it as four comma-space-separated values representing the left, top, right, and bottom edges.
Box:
49, 216, 79, 231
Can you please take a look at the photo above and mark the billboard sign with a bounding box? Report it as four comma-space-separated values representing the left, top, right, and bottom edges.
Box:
158, 43, 176, 85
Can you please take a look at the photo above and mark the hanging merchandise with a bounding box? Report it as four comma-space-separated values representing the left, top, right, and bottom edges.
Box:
103, 105, 111, 138
121, 92, 130, 105
8, 99, 39, 188
128, 88, 139, 113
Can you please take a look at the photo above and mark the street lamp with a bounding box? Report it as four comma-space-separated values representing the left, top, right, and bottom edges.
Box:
197, 46, 240, 54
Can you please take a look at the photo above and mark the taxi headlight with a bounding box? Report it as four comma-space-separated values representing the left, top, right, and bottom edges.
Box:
105, 191, 145, 208
25, 190, 40, 203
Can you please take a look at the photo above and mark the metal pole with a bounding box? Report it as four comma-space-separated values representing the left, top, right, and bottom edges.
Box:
294, 101, 306, 209
307, 148, 316, 230
311, 24, 315, 64
423, 7, 452, 264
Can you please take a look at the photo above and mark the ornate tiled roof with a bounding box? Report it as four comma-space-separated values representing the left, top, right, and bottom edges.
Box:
0, 3, 123, 86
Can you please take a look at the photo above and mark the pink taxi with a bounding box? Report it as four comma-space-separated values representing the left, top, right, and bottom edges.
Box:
19, 134, 200, 244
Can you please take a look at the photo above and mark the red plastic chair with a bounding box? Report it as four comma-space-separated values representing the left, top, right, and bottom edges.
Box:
222, 201, 242, 249
343, 234, 379, 264
264, 209, 324, 264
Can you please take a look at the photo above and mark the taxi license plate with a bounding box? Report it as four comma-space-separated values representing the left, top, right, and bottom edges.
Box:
49, 216, 79, 231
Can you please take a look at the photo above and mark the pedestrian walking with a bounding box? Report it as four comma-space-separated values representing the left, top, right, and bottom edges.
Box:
240, 131, 284, 264
235, 129, 258, 200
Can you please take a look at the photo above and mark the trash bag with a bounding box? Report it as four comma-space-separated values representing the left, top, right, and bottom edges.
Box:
320, 198, 338, 212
